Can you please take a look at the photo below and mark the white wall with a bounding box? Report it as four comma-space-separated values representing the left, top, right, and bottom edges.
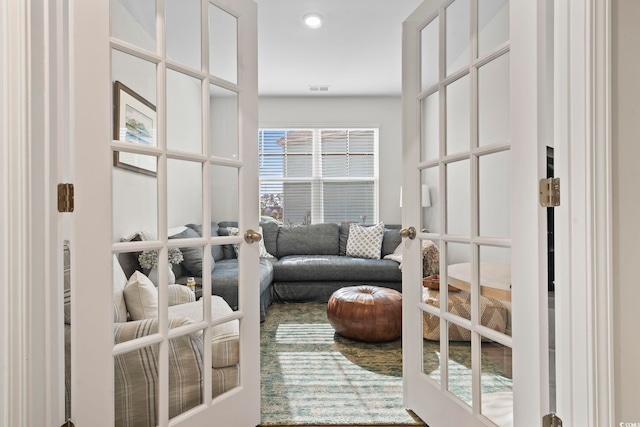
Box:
612, 0, 640, 423
259, 96, 403, 225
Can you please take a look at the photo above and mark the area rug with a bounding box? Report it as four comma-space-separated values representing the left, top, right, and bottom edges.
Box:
260, 302, 425, 426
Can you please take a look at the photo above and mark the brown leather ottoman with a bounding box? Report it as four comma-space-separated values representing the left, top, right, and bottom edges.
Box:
327, 285, 402, 342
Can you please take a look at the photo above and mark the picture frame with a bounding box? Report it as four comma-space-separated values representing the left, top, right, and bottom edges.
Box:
113, 81, 158, 177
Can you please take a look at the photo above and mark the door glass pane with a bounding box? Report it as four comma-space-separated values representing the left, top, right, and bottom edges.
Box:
113, 155, 158, 240
167, 159, 203, 232
421, 16, 439, 91
209, 84, 239, 159
421, 91, 439, 162
166, 0, 201, 70
446, 74, 470, 155
446, 159, 470, 236
479, 150, 511, 238
421, 167, 440, 233
445, 242, 471, 321
114, 344, 160, 426
422, 309, 441, 384
111, 0, 156, 53
211, 319, 241, 398
479, 246, 512, 337
446, 0, 471, 76
478, 52, 510, 147
211, 165, 239, 225
169, 331, 205, 418
167, 70, 203, 154
112, 49, 157, 145
209, 4, 238, 84
481, 339, 513, 426
478, 0, 510, 57
447, 324, 472, 407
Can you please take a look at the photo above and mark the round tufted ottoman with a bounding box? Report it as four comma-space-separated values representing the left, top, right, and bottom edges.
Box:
327, 285, 402, 342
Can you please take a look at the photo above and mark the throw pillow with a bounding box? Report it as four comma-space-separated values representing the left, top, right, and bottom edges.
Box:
113, 254, 129, 323
258, 226, 275, 258
226, 226, 275, 258
185, 222, 225, 261
169, 227, 214, 277
123, 271, 158, 320
383, 242, 403, 270
346, 222, 385, 259
226, 227, 240, 257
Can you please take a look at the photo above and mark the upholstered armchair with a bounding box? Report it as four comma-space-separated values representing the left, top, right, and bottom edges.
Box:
63, 242, 240, 426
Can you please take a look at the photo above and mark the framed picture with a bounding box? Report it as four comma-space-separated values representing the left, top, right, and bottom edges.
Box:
113, 81, 157, 176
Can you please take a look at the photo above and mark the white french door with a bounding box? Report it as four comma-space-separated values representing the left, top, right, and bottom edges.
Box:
402, 1, 552, 426
71, 0, 260, 426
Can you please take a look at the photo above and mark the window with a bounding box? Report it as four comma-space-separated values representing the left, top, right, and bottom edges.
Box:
259, 128, 379, 225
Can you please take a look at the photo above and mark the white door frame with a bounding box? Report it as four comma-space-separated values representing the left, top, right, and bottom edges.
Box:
554, 0, 614, 426
1, 0, 67, 426
0, 0, 613, 425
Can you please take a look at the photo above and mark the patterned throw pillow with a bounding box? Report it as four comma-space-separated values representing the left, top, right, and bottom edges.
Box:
258, 226, 275, 258
346, 222, 385, 259
227, 226, 275, 258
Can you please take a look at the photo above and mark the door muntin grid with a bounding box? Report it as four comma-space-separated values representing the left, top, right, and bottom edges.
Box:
417, 0, 512, 422
110, 0, 244, 422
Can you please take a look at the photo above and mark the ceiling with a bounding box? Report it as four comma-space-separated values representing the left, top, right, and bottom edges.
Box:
255, 0, 424, 96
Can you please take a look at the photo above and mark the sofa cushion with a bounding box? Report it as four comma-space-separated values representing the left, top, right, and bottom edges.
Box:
123, 271, 158, 320
276, 223, 340, 257
346, 222, 385, 259
170, 227, 214, 277
273, 255, 402, 282
381, 225, 402, 257
209, 258, 274, 311
338, 224, 351, 256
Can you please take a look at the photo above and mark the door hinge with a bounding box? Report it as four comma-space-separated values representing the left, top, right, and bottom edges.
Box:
539, 178, 560, 207
61, 419, 75, 427
57, 183, 74, 213
542, 413, 563, 427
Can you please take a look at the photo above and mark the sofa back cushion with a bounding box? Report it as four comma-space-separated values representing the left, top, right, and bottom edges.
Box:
381, 225, 402, 257
276, 223, 339, 257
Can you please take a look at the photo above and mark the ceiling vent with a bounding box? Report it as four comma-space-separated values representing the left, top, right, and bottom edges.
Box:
308, 85, 330, 92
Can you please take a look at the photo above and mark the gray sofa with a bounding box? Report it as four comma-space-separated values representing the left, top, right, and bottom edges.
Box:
122, 222, 403, 322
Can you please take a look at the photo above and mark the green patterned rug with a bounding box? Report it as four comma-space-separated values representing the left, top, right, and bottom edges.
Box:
260, 302, 425, 426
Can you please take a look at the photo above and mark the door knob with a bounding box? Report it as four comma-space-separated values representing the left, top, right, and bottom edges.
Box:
399, 226, 416, 240
244, 229, 262, 244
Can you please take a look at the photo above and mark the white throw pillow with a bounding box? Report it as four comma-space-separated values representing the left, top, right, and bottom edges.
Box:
258, 226, 274, 259
112, 254, 129, 323
123, 271, 158, 320
227, 226, 275, 258
383, 242, 404, 270
226, 227, 240, 257
346, 222, 385, 260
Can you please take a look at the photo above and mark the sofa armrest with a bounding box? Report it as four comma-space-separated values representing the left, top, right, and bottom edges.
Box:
112, 317, 203, 426
168, 284, 196, 306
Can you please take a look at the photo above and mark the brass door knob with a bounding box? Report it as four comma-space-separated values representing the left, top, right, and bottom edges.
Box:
399, 226, 416, 240
244, 229, 262, 244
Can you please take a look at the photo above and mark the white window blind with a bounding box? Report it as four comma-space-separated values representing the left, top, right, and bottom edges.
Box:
259, 128, 378, 225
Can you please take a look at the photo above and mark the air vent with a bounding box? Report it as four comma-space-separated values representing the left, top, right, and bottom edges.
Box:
308, 85, 330, 92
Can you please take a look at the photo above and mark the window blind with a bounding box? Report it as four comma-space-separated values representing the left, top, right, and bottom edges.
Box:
259, 128, 378, 225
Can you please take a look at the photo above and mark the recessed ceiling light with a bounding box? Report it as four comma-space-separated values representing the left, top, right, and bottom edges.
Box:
303, 13, 323, 29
